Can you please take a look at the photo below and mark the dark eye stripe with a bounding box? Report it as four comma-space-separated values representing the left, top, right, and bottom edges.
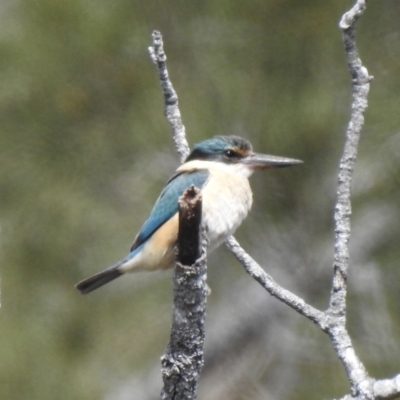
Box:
224, 149, 236, 158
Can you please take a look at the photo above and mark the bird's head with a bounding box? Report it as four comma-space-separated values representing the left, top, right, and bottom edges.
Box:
185, 135, 302, 177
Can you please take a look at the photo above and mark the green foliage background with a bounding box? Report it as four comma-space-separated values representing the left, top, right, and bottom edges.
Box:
1, 1, 400, 399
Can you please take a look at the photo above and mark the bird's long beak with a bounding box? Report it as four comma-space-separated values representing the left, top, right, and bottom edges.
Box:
242, 153, 303, 169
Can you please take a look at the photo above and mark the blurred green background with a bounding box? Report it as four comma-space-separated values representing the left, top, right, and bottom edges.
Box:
1, 1, 400, 399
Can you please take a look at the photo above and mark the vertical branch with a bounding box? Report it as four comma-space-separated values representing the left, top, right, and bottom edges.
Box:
328, 0, 372, 318
325, 1, 373, 399
160, 186, 208, 400
149, 30, 190, 163
149, 30, 207, 400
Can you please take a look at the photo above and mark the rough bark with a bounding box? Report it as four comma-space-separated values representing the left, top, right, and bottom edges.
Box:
160, 187, 207, 400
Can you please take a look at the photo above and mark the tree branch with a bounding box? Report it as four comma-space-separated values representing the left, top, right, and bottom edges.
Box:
149, 31, 190, 163
328, 0, 371, 318
373, 375, 400, 400
160, 187, 208, 400
225, 236, 326, 328
324, 1, 373, 398
335, 374, 400, 400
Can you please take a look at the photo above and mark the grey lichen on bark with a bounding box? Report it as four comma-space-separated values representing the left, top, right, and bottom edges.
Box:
160, 186, 208, 400
329, 0, 371, 318
325, 1, 374, 399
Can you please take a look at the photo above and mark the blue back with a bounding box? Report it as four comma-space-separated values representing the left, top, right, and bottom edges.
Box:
130, 169, 209, 252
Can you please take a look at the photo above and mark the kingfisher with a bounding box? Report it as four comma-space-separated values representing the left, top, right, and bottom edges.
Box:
76, 135, 302, 294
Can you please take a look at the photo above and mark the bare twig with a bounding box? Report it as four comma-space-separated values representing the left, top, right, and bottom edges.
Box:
328, 0, 371, 318
373, 375, 400, 400
160, 187, 207, 400
149, 31, 190, 162
225, 236, 326, 328
333, 374, 400, 400
324, 1, 373, 398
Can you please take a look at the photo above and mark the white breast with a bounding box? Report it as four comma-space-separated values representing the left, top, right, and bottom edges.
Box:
178, 161, 253, 251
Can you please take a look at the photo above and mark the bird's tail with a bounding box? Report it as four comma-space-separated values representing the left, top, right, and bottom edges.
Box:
75, 262, 124, 294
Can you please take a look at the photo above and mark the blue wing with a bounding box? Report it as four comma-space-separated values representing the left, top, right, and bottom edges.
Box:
130, 169, 210, 251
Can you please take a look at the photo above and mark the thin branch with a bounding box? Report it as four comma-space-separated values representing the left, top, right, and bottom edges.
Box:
149, 30, 190, 163
325, 1, 373, 398
373, 375, 400, 400
335, 374, 400, 400
328, 0, 371, 318
225, 236, 326, 328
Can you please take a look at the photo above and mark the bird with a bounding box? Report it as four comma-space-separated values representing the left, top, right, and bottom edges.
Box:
75, 135, 302, 294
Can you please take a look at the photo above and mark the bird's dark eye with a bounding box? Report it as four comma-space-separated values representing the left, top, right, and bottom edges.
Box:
224, 149, 236, 158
